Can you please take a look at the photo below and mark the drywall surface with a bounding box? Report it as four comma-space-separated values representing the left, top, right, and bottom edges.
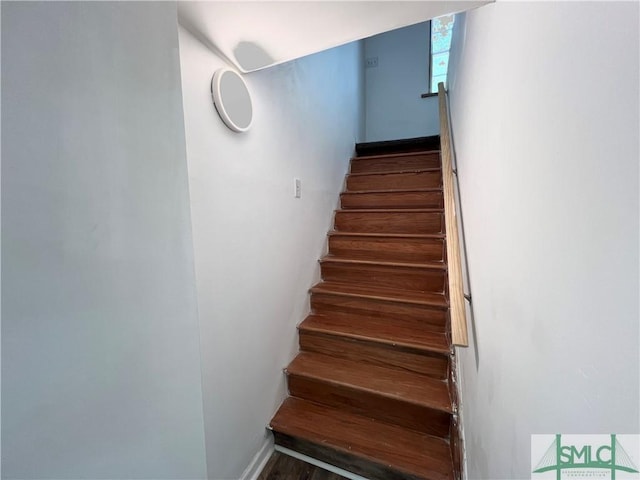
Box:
1, 3, 207, 478
178, 27, 364, 479
364, 22, 439, 141
447, 3, 639, 479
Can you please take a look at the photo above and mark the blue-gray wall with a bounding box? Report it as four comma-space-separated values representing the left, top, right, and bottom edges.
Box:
364, 22, 439, 141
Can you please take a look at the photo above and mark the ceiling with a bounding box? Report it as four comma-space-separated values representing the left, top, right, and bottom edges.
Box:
177, 1, 492, 73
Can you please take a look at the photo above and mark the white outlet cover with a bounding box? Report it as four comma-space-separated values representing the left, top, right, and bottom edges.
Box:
294, 178, 301, 198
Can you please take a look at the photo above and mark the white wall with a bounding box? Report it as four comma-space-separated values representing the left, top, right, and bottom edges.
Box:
1, 3, 207, 479
177, 27, 364, 479
177, 1, 490, 73
364, 22, 439, 141
447, 3, 639, 479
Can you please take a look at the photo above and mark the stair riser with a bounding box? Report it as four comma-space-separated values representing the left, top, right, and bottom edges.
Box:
341, 191, 444, 209
347, 171, 441, 191
273, 433, 428, 480
299, 331, 448, 379
328, 235, 445, 263
320, 262, 446, 293
310, 293, 447, 332
287, 375, 451, 437
350, 154, 441, 174
334, 211, 443, 234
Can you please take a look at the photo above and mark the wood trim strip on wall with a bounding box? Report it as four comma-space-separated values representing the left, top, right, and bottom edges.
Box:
437, 82, 468, 347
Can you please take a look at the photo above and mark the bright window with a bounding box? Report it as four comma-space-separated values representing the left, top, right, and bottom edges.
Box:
430, 15, 455, 93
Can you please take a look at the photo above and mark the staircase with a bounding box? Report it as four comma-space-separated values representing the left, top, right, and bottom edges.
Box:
269, 138, 460, 480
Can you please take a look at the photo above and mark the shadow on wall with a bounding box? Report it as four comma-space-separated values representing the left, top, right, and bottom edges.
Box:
234, 41, 275, 71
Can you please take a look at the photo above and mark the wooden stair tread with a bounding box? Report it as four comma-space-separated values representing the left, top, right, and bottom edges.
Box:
328, 231, 445, 239
348, 168, 441, 177
311, 282, 448, 308
320, 256, 446, 270
352, 150, 440, 161
287, 351, 452, 412
335, 208, 443, 214
270, 397, 454, 480
300, 314, 450, 354
342, 187, 442, 195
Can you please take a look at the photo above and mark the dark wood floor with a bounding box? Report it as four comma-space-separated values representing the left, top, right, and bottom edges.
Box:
258, 452, 348, 480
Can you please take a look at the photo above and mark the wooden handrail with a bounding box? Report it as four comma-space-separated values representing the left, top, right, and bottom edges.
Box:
438, 82, 469, 347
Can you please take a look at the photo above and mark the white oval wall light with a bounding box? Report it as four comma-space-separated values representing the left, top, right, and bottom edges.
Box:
211, 68, 253, 133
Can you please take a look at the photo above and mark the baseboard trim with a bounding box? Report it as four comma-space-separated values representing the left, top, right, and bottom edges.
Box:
239, 436, 274, 480
274, 445, 370, 480
454, 345, 467, 480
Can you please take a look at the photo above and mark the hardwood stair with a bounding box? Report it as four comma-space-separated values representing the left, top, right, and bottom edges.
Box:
269, 138, 460, 480
349, 151, 441, 174
340, 188, 444, 209
271, 397, 454, 480
298, 314, 449, 378
327, 232, 445, 263
346, 169, 442, 191
334, 209, 444, 234
310, 282, 448, 329
319, 257, 446, 293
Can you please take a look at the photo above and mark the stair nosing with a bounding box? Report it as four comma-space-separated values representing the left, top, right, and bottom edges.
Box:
335, 208, 444, 213
347, 167, 441, 178
341, 187, 443, 195
327, 231, 445, 239
319, 256, 447, 270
